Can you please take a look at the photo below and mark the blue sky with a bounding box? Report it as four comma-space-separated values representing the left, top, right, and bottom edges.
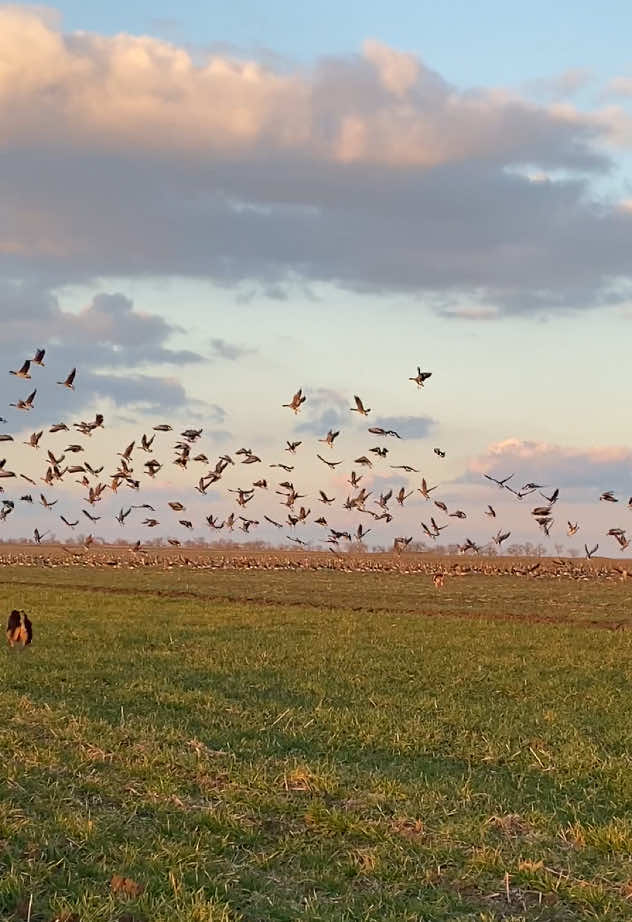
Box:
20, 0, 632, 91
1, 2, 632, 552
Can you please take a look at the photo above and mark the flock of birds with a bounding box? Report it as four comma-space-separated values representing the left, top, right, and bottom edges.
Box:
1, 352, 630, 559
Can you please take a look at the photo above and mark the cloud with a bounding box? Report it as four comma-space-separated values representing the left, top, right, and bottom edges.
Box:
209, 338, 255, 360
606, 77, 632, 97
293, 388, 349, 436
0, 10, 606, 169
524, 69, 592, 100
2, 283, 203, 366
0, 7, 631, 314
371, 416, 435, 439
0, 281, 210, 421
465, 438, 632, 490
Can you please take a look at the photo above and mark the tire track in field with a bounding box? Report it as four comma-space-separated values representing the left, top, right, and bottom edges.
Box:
0, 576, 629, 633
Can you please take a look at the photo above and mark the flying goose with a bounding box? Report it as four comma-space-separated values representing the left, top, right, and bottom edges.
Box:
409, 367, 432, 388
283, 388, 306, 413
318, 429, 340, 447
24, 431, 43, 449
32, 348, 46, 366
264, 514, 284, 529
368, 427, 401, 438
350, 395, 371, 416
317, 454, 342, 470
376, 489, 393, 509
118, 442, 135, 461
115, 507, 132, 525
57, 368, 76, 389
484, 472, 513, 488
418, 478, 437, 500
206, 515, 224, 529
493, 530, 511, 546
9, 360, 31, 379
10, 389, 36, 410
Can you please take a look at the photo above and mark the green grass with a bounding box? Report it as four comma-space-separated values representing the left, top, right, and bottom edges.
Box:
2, 571, 632, 920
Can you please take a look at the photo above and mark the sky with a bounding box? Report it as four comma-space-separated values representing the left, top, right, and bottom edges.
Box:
2, 2, 632, 553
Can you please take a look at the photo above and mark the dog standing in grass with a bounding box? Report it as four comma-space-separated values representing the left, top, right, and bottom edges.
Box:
6, 610, 33, 648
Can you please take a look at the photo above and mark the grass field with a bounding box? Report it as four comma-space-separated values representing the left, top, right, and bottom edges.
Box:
2, 565, 632, 921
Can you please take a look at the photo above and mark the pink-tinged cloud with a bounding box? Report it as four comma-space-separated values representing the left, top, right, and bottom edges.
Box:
0, 7, 609, 169
607, 77, 632, 97
2, 7, 632, 315
467, 438, 632, 490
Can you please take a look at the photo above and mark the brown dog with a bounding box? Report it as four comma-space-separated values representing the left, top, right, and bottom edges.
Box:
6, 610, 33, 647
432, 573, 445, 589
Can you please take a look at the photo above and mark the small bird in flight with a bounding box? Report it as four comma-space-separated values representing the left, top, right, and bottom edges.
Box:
350, 395, 371, 416
57, 368, 77, 389
283, 388, 306, 414
409, 367, 432, 388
